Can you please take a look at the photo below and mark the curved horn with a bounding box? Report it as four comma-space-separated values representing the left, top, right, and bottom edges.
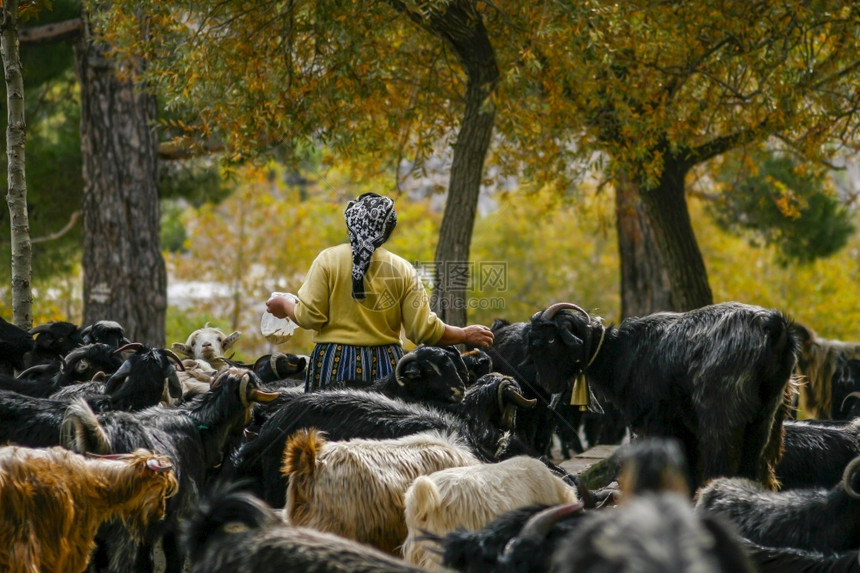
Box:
541, 302, 590, 322
114, 342, 145, 355
161, 348, 186, 371
504, 501, 585, 554
499, 378, 537, 409
28, 323, 55, 335
61, 345, 98, 367
395, 352, 420, 386
249, 388, 280, 403
841, 392, 860, 414
15, 363, 52, 378
843, 456, 860, 500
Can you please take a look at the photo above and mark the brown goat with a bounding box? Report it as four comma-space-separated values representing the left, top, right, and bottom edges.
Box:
0, 445, 178, 573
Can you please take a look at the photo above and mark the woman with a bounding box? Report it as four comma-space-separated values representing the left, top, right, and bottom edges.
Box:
266, 193, 494, 392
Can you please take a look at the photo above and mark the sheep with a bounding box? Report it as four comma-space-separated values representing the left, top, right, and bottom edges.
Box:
0, 445, 177, 573
793, 322, 860, 419
402, 455, 580, 569
60, 367, 279, 573
775, 418, 860, 490
226, 372, 536, 507
552, 492, 756, 573
695, 455, 860, 553
172, 324, 241, 364
282, 427, 481, 554
183, 484, 427, 573
521, 301, 798, 490
0, 316, 34, 375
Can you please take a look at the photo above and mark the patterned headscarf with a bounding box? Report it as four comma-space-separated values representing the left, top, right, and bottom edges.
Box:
344, 193, 398, 300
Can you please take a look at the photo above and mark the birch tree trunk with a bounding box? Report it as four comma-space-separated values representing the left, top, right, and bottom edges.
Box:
1, 0, 33, 329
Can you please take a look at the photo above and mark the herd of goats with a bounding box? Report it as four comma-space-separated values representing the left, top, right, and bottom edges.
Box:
0, 300, 859, 572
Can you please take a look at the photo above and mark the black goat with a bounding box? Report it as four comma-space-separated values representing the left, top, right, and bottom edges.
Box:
183, 484, 425, 573
553, 492, 755, 573
249, 352, 307, 384
225, 373, 535, 507
0, 343, 123, 398
742, 541, 860, 573
461, 348, 493, 386
522, 301, 798, 490
0, 316, 34, 375
438, 501, 587, 573
80, 319, 130, 348
0, 388, 89, 447
696, 456, 860, 553
776, 418, 860, 490
26, 320, 83, 368
60, 367, 280, 573
51, 343, 185, 412
334, 345, 469, 408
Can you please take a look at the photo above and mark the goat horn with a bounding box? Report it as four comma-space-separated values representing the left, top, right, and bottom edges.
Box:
28, 323, 55, 335
841, 392, 860, 414
16, 363, 51, 378
843, 456, 860, 500
395, 352, 419, 385
541, 302, 590, 322
505, 501, 585, 552
161, 348, 186, 371
114, 342, 145, 355
249, 388, 280, 403
503, 383, 537, 409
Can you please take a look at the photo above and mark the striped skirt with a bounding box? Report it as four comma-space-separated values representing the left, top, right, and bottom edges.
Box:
304, 342, 405, 393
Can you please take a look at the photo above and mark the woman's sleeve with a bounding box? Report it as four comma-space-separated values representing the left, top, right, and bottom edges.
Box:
294, 255, 330, 331
401, 267, 446, 345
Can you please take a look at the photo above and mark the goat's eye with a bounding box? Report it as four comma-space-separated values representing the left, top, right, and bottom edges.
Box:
217, 337, 222, 343
547, 338, 556, 344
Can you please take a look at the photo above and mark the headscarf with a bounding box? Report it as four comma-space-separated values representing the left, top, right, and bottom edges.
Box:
344, 193, 398, 300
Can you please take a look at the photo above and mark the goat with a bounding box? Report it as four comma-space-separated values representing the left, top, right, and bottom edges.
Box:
335, 345, 469, 408
0, 388, 104, 448
183, 484, 426, 573
402, 455, 580, 569
793, 322, 860, 419
460, 348, 493, 386
0, 316, 34, 375
172, 324, 241, 364
26, 320, 83, 368
226, 373, 535, 507
695, 456, 860, 553
0, 446, 177, 573
80, 319, 130, 349
522, 301, 798, 490
60, 367, 279, 573
282, 427, 480, 554
553, 492, 756, 573
775, 418, 860, 490
742, 541, 860, 573
0, 343, 123, 398
249, 351, 307, 384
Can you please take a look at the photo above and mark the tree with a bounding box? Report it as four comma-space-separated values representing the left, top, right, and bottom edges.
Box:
506, 1, 860, 311
1, 0, 34, 328
75, 6, 165, 345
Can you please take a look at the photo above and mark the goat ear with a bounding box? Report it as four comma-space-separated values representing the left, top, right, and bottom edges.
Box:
558, 324, 583, 347
171, 342, 193, 358
222, 331, 242, 351
146, 457, 174, 473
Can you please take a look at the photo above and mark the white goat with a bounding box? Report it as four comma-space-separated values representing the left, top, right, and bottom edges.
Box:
402, 455, 580, 569
172, 324, 241, 364
282, 428, 481, 555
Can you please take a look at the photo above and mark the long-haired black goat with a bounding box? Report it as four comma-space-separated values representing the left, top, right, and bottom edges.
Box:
522, 301, 798, 490
183, 485, 425, 572
696, 455, 860, 553
775, 418, 860, 490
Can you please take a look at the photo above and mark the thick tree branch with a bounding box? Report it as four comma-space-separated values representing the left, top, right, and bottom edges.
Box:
19, 18, 82, 45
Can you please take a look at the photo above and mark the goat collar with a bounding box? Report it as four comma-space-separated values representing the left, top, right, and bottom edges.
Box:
585, 321, 606, 371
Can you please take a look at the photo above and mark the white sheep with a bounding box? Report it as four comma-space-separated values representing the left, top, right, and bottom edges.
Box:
402, 455, 580, 569
281, 428, 481, 555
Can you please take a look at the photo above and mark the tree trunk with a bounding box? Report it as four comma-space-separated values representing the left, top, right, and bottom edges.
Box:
637, 155, 713, 311
384, 1, 499, 327
75, 12, 166, 346
614, 171, 672, 318
1, 0, 33, 329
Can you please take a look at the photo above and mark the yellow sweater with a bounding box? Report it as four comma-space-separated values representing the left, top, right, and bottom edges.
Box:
294, 244, 446, 346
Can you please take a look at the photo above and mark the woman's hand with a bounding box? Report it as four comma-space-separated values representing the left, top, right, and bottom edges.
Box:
266, 295, 292, 319
461, 325, 494, 349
